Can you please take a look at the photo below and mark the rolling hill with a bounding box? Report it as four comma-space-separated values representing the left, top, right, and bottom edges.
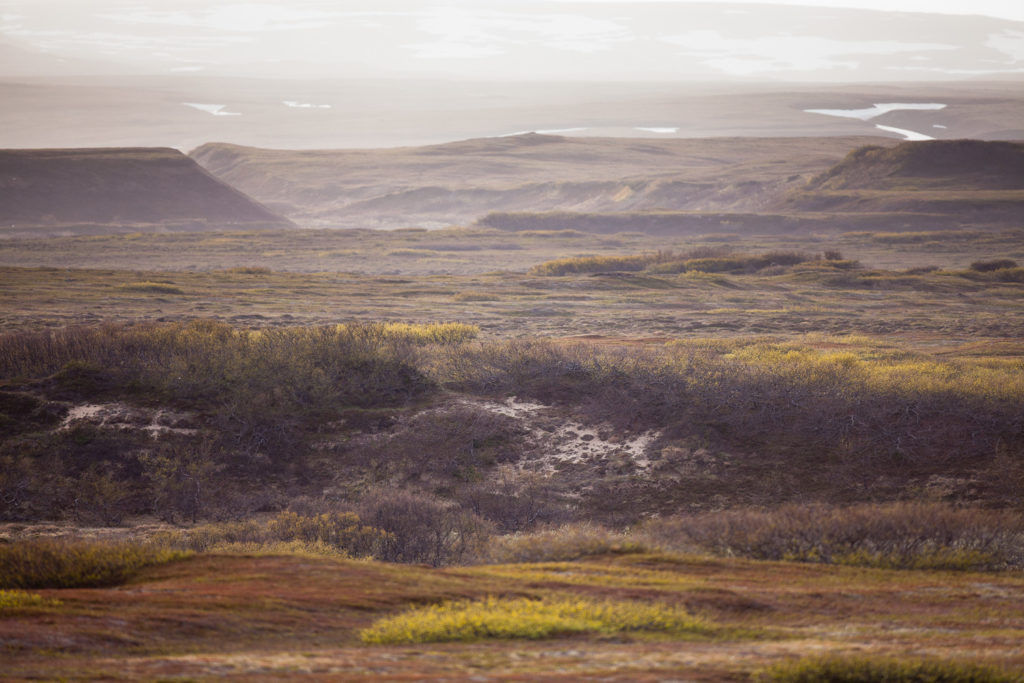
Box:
190, 135, 891, 229
773, 140, 1024, 225
0, 147, 294, 236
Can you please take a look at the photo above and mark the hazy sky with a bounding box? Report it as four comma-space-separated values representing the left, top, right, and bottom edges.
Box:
2, 0, 1022, 81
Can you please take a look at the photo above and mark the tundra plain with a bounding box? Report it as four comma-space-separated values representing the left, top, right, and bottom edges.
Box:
1, 135, 1023, 682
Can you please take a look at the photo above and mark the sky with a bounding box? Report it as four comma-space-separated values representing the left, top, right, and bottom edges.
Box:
1, 0, 1022, 81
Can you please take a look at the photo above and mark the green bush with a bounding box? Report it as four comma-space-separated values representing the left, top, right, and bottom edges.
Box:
0, 538, 190, 589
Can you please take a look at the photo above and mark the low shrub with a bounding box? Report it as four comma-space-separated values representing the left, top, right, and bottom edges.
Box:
647, 251, 810, 275
433, 337, 1024, 473
0, 589, 61, 611
528, 248, 814, 277
970, 259, 1018, 272
116, 281, 184, 294
529, 254, 654, 275
359, 595, 709, 644
194, 540, 352, 558
641, 503, 1024, 571
359, 487, 494, 566
0, 538, 190, 589
758, 655, 1019, 682
152, 511, 389, 559
476, 523, 648, 564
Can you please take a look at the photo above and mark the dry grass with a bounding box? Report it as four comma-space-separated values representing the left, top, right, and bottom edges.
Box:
757, 656, 1022, 682
2, 550, 1023, 681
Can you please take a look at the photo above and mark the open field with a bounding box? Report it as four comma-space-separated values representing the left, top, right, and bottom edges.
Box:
0, 228, 1021, 340
1, 142, 1022, 680
2, 549, 1023, 681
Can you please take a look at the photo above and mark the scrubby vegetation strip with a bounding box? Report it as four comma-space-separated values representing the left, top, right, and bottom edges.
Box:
0, 538, 190, 589
640, 503, 1024, 571
528, 248, 835, 276
758, 655, 1022, 683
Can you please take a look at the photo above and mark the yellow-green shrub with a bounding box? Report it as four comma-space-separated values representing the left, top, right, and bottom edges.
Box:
0, 589, 61, 611
0, 538, 190, 589
359, 596, 709, 644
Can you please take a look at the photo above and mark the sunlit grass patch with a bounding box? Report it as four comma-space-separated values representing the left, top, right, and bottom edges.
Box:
0, 589, 61, 612
0, 538, 191, 589
359, 595, 710, 644
758, 655, 1020, 682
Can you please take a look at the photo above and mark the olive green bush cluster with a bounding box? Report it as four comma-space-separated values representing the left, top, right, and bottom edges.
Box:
0, 537, 189, 589
0, 320, 455, 410
152, 510, 390, 558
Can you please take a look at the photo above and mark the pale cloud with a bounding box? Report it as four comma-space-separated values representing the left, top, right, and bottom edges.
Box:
545, 0, 1024, 23
661, 30, 957, 74
406, 8, 632, 59
403, 42, 505, 60
7, 28, 252, 53
100, 4, 341, 32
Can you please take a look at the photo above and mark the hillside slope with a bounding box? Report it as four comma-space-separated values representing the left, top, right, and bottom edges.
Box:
0, 147, 294, 235
191, 135, 889, 229
774, 140, 1024, 223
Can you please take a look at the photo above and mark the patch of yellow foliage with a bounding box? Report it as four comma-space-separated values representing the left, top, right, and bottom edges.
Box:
359, 595, 709, 644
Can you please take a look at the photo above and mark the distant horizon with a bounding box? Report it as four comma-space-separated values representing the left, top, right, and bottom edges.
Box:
2, 1, 1022, 82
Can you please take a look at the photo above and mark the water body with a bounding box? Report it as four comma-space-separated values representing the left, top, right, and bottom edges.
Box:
635, 127, 679, 133
283, 101, 332, 109
875, 124, 934, 141
182, 103, 241, 116
804, 102, 946, 121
